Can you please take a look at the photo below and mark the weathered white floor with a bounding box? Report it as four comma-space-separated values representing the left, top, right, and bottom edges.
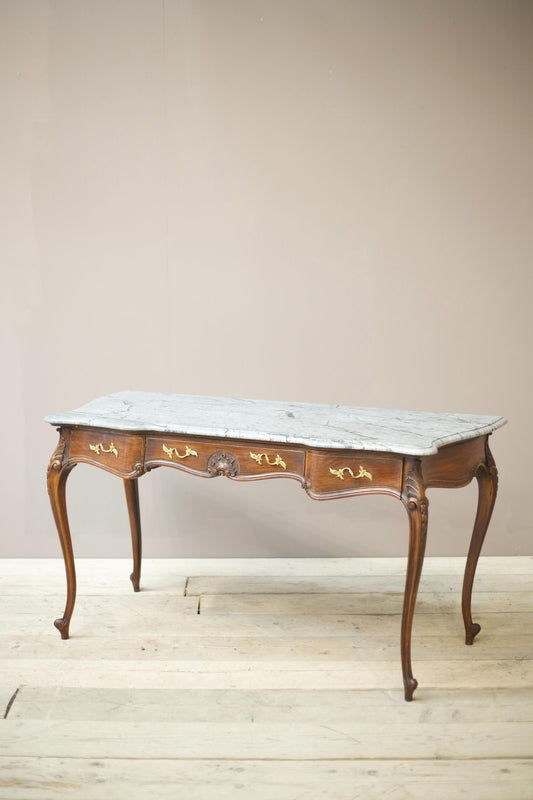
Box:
1, 556, 532, 799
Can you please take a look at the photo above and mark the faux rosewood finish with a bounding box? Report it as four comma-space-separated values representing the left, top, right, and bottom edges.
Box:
69, 428, 144, 478
400, 460, 429, 701
47, 424, 500, 701
47, 432, 76, 640
305, 449, 403, 500
462, 441, 498, 645
145, 434, 305, 481
124, 478, 142, 592
421, 437, 488, 489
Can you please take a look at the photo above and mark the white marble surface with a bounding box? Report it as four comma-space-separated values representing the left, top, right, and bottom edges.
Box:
44, 391, 507, 456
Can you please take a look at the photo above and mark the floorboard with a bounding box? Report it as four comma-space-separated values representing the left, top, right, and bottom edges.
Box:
1, 757, 532, 800
1, 557, 532, 799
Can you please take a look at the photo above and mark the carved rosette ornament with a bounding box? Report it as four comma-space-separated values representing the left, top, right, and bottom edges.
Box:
47, 431, 67, 478
206, 450, 240, 477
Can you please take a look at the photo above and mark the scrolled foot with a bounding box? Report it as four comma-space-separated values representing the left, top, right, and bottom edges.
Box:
130, 571, 140, 592
465, 622, 481, 645
403, 677, 418, 702
54, 617, 70, 640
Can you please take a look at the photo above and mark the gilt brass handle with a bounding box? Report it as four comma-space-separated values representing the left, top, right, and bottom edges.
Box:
89, 442, 118, 457
329, 465, 373, 481
250, 452, 287, 470
163, 444, 198, 460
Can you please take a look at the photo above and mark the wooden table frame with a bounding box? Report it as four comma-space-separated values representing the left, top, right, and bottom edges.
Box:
47, 425, 498, 701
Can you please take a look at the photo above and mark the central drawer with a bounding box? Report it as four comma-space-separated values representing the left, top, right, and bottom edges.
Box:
145, 436, 305, 480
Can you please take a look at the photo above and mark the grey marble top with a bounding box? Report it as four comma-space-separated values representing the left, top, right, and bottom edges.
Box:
44, 391, 507, 456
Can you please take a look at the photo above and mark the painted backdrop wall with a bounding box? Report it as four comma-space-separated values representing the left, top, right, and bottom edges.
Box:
1, 0, 532, 558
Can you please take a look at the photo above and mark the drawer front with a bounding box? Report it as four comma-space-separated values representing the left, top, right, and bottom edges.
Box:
145, 436, 305, 479
239, 444, 305, 479
306, 450, 403, 498
145, 436, 206, 471
69, 429, 144, 477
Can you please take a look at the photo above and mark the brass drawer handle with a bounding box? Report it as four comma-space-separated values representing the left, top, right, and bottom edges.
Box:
89, 442, 118, 457
250, 451, 287, 470
163, 444, 198, 460
329, 465, 373, 481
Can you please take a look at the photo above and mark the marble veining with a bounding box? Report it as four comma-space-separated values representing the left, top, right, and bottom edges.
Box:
44, 391, 507, 456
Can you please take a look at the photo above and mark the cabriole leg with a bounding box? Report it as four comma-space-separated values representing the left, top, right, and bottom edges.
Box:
462, 442, 498, 644
47, 433, 76, 639
124, 477, 142, 592
401, 461, 429, 701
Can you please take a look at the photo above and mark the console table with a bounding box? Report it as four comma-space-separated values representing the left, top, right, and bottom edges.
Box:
45, 391, 506, 701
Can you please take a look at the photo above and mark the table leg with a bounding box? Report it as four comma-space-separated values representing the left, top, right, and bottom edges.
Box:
462, 440, 498, 644
47, 434, 76, 640
401, 460, 429, 701
124, 477, 142, 592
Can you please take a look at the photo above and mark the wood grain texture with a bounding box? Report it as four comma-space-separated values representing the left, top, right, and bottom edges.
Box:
3, 598, 532, 638
2, 719, 533, 760
46, 422, 502, 702
47, 436, 76, 640
421, 436, 487, 489
0, 758, 531, 800
48, 430, 412, 649
1, 558, 531, 799
305, 448, 403, 499
462, 439, 499, 644
10, 686, 533, 723
4, 556, 532, 579
2, 635, 531, 662
68, 428, 145, 479
123, 478, 142, 592
400, 458, 428, 699
145, 434, 306, 481
184, 573, 533, 595
198, 591, 533, 615
2, 657, 532, 690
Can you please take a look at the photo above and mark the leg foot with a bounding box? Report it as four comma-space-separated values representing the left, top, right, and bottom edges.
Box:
124, 478, 142, 593
465, 621, 481, 645
401, 460, 428, 702
462, 440, 498, 646
404, 677, 418, 702
54, 617, 70, 640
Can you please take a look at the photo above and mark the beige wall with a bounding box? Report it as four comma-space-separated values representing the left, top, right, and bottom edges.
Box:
1, 0, 532, 559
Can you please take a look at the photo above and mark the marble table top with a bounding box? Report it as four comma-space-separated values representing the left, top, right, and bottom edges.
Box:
44, 391, 507, 456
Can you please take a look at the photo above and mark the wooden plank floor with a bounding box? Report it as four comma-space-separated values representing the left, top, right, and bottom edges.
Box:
1, 557, 532, 799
